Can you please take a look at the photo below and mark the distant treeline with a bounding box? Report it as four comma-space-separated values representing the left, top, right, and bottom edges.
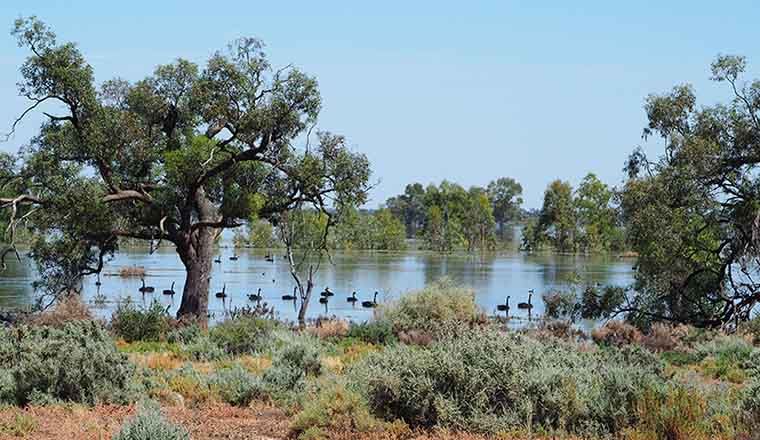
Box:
236, 174, 628, 253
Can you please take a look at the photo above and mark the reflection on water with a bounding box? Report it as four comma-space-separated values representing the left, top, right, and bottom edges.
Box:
0, 248, 634, 323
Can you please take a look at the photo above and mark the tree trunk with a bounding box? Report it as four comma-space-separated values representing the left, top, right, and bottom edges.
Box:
176, 229, 214, 326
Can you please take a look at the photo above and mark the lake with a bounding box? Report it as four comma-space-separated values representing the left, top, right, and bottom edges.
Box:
0, 247, 635, 324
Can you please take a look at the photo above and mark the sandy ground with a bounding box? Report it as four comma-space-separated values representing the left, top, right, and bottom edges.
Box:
0, 403, 289, 440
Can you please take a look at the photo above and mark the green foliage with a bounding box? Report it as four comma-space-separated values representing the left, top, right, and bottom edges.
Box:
210, 316, 279, 355
210, 365, 264, 407
739, 379, 760, 432
262, 334, 324, 402
379, 279, 482, 338
542, 289, 581, 321
181, 335, 226, 362
487, 177, 524, 230
4, 17, 372, 322
0, 321, 137, 406
111, 300, 170, 343
113, 402, 189, 440
349, 328, 663, 435
347, 320, 397, 346
617, 54, 760, 328
290, 380, 378, 439
248, 218, 279, 248
524, 176, 624, 253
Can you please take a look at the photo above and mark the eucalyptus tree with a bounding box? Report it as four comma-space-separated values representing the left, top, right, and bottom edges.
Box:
486, 177, 523, 234
1, 17, 370, 322
605, 55, 760, 328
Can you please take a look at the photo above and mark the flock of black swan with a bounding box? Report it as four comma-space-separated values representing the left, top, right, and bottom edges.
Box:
135, 254, 382, 310
135, 255, 535, 317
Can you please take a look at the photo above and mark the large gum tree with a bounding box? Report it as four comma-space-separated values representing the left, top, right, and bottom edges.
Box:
0, 17, 370, 323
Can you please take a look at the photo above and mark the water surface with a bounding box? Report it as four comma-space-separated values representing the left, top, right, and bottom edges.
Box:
0, 248, 634, 323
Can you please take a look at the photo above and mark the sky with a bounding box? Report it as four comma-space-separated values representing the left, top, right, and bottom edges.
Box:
1, 1, 759, 209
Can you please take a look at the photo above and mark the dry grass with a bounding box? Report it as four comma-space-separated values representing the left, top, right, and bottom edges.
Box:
592, 320, 643, 347
129, 352, 184, 371
27, 295, 93, 327
119, 266, 146, 278
398, 330, 434, 346
307, 318, 350, 339
641, 323, 690, 352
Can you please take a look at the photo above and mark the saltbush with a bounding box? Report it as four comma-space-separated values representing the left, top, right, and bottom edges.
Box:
262, 334, 324, 403
111, 300, 170, 342
113, 402, 189, 440
349, 328, 664, 436
0, 320, 137, 406
347, 320, 397, 345
180, 335, 226, 361
210, 316, 279, 355
210, 364, 264, 407
379, 278, 484, 338
290, 380, 379, 439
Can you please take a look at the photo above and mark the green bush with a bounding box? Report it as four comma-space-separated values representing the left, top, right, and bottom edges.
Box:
113, 402, 189, 440
210, 316, 279, 355
694, 335, 755, 383
347, 320, 397, 345
379, 278, 483, 338
739, 379, 760, 433
290, 380, 378, 439
111, 300, 170, 342
0, 321, 138, 406
167, 323, 202, 345
262, 334, 324, 404
349, 328, 663, 436
180, 335, 226, 361
210, 365, 264, 407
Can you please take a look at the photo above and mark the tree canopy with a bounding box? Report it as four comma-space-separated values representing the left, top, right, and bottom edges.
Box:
602, 55, 760, 328
1, 17, 370, 321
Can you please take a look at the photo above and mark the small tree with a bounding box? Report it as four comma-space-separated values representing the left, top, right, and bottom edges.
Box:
1, 17, 370, 323
276, 207, 330, 328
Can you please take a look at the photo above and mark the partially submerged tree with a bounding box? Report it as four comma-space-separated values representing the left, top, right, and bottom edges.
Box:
1, 17, 370, 322
598, 55, 760, 328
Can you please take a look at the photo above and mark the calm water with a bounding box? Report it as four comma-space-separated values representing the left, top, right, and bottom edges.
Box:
0, 247, 634, 324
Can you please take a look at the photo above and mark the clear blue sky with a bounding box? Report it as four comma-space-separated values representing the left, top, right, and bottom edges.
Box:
1, 1, 758, 208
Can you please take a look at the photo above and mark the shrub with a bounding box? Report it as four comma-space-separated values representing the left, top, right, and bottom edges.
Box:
630, 384, 725, 440
379, 278, 484, 338
739, 315, 760, 345
0, 411, 37, 437
641, 323, 690, 352
111, 300, 170, 342
28, 295, 93, 327
739, 379, 760, 434
290, 380, 378, 439
210, 316, 279, 355
262, 334, 324, 403
542, 289, 580, 321
347, 320, 397, 345
180, 335, 226, 362
526, 320, 586, 341
307, 319, 350, 339
210, 364, 264, 407
166, 322, 202, 345
349, 328, 663, 436
0, 320, 137, 406
694, 335, 755, 383
113, 402, 189, 440
163, 365, 213, 405
592, 320, 642, 347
